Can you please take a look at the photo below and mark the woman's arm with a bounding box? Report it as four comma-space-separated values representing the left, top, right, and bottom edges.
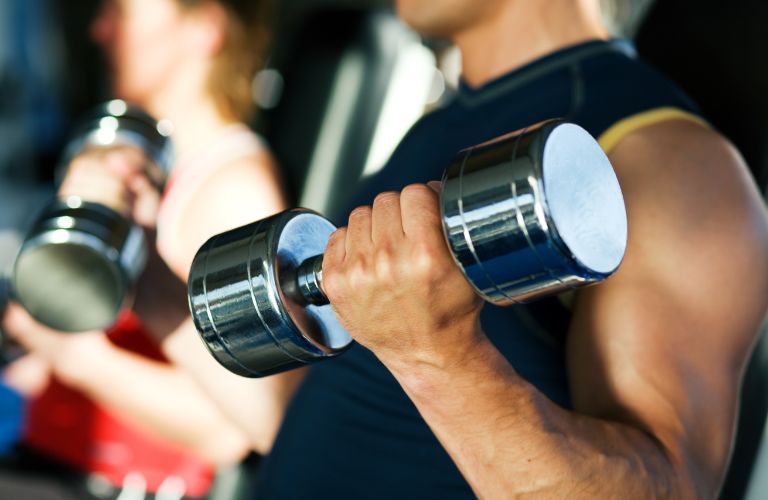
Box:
2, 303, 251, 464
137, 149, 305, 454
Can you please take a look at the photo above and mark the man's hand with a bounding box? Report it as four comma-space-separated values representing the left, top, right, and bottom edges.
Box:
322, 184, 484, 371
59, 145, 160, 228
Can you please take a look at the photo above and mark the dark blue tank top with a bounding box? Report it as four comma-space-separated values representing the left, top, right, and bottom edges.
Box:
255, 39, 700, 499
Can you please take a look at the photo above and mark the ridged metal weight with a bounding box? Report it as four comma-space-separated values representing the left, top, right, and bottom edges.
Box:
441, 121, 627, 304
188, 121, 627, 377
188, 210, 349, 377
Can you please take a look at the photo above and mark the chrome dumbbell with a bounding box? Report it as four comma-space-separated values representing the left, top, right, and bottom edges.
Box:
188, 121, 627, 377
12, 100, 172, 332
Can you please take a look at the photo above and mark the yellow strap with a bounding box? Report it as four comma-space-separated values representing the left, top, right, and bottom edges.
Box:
598, 107, 709, 154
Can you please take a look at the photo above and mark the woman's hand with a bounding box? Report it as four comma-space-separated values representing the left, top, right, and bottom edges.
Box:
59, 145, 161, 228
2, 354, 51, 398
1, 302, 111, 387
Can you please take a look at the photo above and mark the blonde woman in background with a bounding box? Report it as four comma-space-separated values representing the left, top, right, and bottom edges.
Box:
0, 1, 293, 498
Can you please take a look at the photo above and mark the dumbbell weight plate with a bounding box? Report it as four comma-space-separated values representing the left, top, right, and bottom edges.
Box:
441, 121, 627, 304
188, 209, 351, 378
12, 198, 146, 332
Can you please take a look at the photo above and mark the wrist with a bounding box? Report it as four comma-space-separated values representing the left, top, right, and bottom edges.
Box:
386, 333, 531, 429
380, 321, 499, 395
53, 334, 113, 387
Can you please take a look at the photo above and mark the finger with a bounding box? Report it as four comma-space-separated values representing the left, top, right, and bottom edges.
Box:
345, 206, 373, 257
4, 302, 38, 333
400, 184, 443, 243
129, 172, 154, 195
323, 227, 348, 270
426, 180, 442, 193
103, 147, 147, 181
371, 191, 404, 247
2, 303, 54, 351
129, 174, 159, 207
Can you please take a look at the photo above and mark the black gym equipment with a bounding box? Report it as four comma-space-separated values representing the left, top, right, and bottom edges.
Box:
188, 121, 628, 377
11, 100, 172, 332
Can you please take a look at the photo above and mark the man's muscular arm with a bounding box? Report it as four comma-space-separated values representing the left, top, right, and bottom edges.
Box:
322, 119, 768, 498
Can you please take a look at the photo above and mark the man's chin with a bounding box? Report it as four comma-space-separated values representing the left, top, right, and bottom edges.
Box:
398, 16, 456, 39
396, 6, 465, 39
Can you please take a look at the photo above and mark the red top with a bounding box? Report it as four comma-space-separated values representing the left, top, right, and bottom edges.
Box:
23, 312, 214, 497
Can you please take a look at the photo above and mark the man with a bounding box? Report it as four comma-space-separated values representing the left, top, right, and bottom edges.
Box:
127, 0, 767, 497
251, 0, 768, 498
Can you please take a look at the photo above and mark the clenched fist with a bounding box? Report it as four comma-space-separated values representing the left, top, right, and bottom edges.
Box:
322, 184, 485, 372
59, 145, 161, 228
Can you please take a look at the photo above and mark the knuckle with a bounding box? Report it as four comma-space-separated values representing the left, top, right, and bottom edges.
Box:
373, 191, 400, 208
321, 266, 342, 299
320, 254, 335, 276
401, 183, 433, 199
348, 206, 372, 221
324, 229, 347, 260
349, 252, 370, 273
347, 256, 371, 288
411, 240, 443, 274
327, 227, 346, 246
372, 246, 395, 277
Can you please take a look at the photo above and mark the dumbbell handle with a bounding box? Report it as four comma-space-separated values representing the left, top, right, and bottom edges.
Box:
294, 254, 328, 306
59, 100, 172, 187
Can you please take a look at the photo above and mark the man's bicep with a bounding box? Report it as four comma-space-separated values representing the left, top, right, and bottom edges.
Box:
567, 278, 740, 474
566, 120, 768, 486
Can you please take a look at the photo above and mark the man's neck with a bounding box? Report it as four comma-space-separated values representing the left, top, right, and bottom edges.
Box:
455, 0, 609, 88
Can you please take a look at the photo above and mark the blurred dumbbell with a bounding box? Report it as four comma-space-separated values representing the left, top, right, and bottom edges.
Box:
188, 121, 628, 377
12, 100, 172, 332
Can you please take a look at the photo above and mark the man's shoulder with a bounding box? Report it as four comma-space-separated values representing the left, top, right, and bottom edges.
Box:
609, 118, 763, 238
575, 50, 701, 140
611, 118, 738, 176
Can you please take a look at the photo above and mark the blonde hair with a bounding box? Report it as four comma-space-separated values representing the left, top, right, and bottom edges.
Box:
180, 0, 273, 122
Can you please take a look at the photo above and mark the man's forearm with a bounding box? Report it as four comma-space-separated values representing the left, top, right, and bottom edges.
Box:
381, 335, 687, 499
